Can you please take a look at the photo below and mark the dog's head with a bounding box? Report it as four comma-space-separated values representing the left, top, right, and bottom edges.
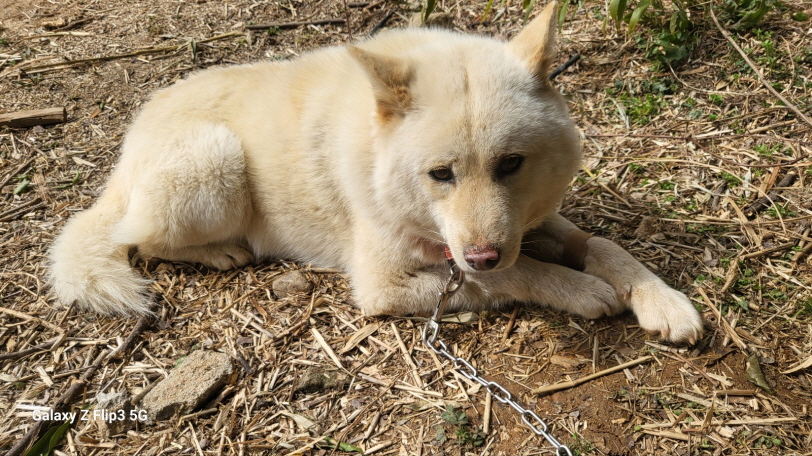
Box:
350, 2, 580, 272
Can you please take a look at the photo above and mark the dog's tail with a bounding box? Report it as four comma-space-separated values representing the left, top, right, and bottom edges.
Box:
49, 189, 152, 316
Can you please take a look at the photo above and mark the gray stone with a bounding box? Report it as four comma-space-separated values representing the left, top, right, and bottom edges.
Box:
408, 12, 453, 28
140, 350, 233, 423
93, 391, 135, 437
272, 270, 313, 298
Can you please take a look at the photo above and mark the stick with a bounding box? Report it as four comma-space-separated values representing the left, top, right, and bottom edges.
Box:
532, 355, 653, 395
501, 304, 521, 342
709, 8, 812, 129
246, 19, 346, 30
0, 107, 66, 128
368, 10, 396, 36
0, 305, 64, 334
0, 336, 61, 361
17, 32, 242, 74
310, 327, 345, 370
0, 197, 46, 222
483, 391, 492, 434
697, 288, 747, 351
549, 54, 581, 81
743, 172, 798, 216
740, 241, 797, 260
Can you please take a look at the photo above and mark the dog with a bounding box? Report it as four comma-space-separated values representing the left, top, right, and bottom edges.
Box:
49, 2, 703, 344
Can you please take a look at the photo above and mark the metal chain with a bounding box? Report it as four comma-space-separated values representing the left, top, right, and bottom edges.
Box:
422, 262, 574, 456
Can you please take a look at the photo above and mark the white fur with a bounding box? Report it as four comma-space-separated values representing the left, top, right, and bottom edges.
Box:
49, 3, 703, 344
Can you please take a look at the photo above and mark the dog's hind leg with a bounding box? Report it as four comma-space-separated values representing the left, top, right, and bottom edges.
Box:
140, 243, 254, 270
112, 123, 253, 270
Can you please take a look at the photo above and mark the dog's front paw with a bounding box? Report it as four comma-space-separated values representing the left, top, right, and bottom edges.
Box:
624, 281, 703, 344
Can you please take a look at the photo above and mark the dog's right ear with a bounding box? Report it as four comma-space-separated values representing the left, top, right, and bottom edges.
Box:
348, 46, 414, 121
506, 1, 558, 82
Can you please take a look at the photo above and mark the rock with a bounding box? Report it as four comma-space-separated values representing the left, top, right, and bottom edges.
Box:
93, 391, 135, 437
408, 12, 454, 28
294, 367, 348, 394
272, 271, 313, 298
140, 350, 233, 423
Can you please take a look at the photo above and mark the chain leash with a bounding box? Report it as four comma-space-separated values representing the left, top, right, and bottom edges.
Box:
422, 262, 574, 456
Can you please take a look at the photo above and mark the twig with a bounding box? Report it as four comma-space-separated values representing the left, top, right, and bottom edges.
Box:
0, 305, 64, 334
743, 172, 798, 216
52, 17, 94, 32
697, 288, 747, 351
549, 54, 580, 81
0, 336, 61, 361
311, 327, 345, 370
483, 391, 493, 434
21, 45, 184, 72
342, 0, 353, 41
531, 355, 653, 395
740, 241, 797, 260
501, 304, 521, 343
246, 19, 346, 30
22, 32, 93, 39
716, 389, 758, 396
709, 7, 812, 129
792, 241, 812, 264
0, 197, 46, 222
15, 32, 243, 74
368, 10, 396, 36
107, 315, 152, 360
364, 0, 387, 9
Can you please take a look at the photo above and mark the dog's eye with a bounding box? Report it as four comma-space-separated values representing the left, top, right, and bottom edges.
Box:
498, 155, 523, 176
429, 167, 454, 182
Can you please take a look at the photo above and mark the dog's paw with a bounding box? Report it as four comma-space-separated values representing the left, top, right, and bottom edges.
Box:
624, 281, 703, 344
561, 275, 624, 320
201, 244, 254, 270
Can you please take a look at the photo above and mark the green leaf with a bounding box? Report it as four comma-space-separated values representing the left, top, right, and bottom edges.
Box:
558, 0, 569, 30
733, 0, 774, 29
609, 0, 628, 25
13, 177, 30, 195
628, 0, 651, 33
24, 421, 71, 456
322, 437, 362, 453
56, 171, 81, 189
480, 0, 495, 23
522, 0, 537, 22
746, 352, 774, 393
423, 0, 437, 24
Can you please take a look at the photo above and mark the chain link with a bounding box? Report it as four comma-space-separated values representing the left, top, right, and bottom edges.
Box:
422, 262, 573, 456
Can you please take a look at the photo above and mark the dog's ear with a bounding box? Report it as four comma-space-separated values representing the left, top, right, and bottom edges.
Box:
348, 46, 413, 120
507, 1, 558, 81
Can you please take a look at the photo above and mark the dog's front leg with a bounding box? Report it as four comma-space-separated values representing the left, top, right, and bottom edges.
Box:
523, 213, 704, 344
351, 247, 623, 320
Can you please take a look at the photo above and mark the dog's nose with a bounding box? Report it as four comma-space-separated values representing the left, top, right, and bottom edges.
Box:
463, 245, 500, 270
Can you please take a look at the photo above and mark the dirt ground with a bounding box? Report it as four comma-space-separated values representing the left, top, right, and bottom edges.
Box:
1, 0, 811, 455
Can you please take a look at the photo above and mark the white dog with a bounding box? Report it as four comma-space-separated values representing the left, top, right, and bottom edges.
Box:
49, 3, 703, 344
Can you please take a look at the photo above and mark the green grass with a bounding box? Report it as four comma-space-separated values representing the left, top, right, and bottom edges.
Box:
437, 405, 486, 447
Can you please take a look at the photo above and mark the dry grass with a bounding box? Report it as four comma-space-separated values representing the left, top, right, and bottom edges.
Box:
1, 0, 811, 455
